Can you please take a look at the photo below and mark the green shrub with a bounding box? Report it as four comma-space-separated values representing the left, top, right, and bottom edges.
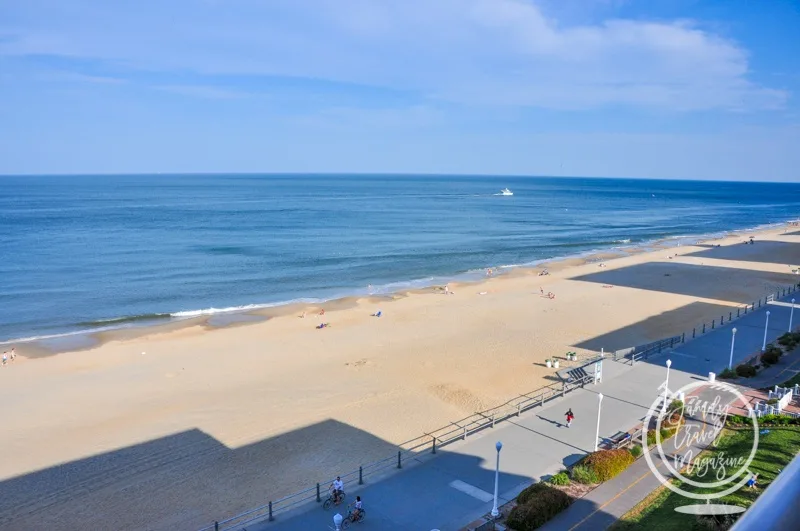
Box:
727, 414, 800, 427
548, 472, 570, 486
668, 399, 684, 415
582, 449, 635, 482
571, 464, 599, 485
777, 332, 800, 349
762, 350, 781, 366
646, 429, 658, 447
725, 414, 753, 426
766, 398, 779, 405
516, 482, 549, 505
759, 414, 798, 426
507, 485, 571, 531
735, 364, 757, 378
629, 445, 643, 458
718, 368, 737, 379
765, 343, 783, 356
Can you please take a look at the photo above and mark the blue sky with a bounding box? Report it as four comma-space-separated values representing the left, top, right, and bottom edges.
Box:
1, 0, 798, 180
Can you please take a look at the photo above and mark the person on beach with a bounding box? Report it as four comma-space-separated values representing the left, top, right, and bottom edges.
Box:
2, 352, 7, 366
10, 348, 15, 361
540, 287, 544, 295
565, 409, 574, 428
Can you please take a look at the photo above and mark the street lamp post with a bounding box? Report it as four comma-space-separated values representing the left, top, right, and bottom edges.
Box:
662, 359, 672, 413
762, 310, 771, 351
790, 299, 796, 332
728, 328, 737, 370
333, 513, 343, 530
491, 441, 503, 519
595, 393, 604, 452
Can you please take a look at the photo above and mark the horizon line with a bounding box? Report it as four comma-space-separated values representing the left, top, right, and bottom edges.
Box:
0, 172, 797, 184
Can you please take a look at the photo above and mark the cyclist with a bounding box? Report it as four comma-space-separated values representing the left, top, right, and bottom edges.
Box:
349, 496, 364, 521
331, 476, 344, 504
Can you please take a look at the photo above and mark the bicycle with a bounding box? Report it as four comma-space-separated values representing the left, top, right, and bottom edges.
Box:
322, 488, 346, 510
341, 508, 366, 528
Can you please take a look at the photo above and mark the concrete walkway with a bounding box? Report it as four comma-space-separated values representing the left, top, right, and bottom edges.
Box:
542, 341, 800, 531
244, 294, 798, 531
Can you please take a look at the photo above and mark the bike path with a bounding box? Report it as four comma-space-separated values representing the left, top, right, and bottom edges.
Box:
247, 296, 796, 531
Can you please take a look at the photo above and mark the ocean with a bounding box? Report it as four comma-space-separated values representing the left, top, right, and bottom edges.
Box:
1, 174, 799, 345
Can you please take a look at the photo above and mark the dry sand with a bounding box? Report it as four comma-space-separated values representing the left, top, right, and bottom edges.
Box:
1, 225, 799, 530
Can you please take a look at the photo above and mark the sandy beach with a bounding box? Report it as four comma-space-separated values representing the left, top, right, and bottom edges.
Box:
1, 225, 799, 530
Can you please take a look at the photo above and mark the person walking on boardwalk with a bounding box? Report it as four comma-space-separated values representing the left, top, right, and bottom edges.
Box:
565, 408, 574, 428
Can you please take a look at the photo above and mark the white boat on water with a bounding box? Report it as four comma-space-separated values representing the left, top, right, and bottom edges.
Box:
499, 188, 513, 196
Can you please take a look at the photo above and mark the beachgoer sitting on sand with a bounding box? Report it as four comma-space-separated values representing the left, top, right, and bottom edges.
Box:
319, 309, 325, 315
300, 311, 306, 318
548, 292, 555, 299
372, 310, 382, 317
316, 323, 330, 329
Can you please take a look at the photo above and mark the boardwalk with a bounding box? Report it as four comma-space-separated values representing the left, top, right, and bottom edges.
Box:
242, 294, 798, 531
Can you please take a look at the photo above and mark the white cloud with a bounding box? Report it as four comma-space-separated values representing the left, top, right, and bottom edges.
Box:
0, 0, 787, 111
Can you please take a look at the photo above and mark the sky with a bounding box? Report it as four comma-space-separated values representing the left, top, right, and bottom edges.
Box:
1, 0, 799, 180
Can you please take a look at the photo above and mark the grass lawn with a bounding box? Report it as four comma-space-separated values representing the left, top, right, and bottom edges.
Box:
612, 426, 800, 530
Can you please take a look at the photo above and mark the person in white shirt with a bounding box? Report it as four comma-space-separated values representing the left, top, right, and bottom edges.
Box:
331, 476, 344, 503
350, 496, 363, 521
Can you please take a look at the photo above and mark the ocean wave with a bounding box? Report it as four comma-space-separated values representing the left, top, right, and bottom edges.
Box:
170, 300, 324, 318
78, 313, 171, 327
0, 326, 122, 346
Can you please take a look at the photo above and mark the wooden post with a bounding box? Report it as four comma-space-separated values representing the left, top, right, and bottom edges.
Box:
268, 501, 273, 521
693, 328, 696, 338
397, 450, 402, 469
682, 332, 685, 343
702, 323, 706, 334
712, 319, 715, 329
316, 483, 321, 502
517, 403, 521, 416
729, 311, 732, 321
432, 437, 437, 454
492, 413, 496, 428
359, 467, 363, 485
215, 522, 219, 531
